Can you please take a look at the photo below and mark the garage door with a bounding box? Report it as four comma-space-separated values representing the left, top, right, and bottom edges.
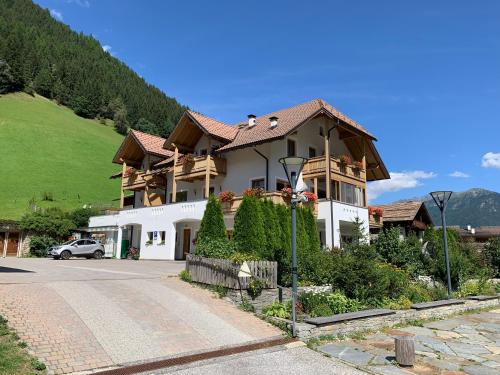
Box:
6, 233, 19, 256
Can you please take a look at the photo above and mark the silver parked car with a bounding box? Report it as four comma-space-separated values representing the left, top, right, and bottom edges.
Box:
49, 239, 105, 260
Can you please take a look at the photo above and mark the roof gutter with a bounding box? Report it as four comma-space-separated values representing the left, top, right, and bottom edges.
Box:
253, 148, 269, 191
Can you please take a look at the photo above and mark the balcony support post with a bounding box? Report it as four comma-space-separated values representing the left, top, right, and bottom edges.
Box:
205, 137, 211, 198
120, 161, 127, 209
323, 120, 331, 199
172, 145, 178, 203
313, 177, 318, 196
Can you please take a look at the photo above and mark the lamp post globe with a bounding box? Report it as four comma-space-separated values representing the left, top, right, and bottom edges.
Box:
279, 156, 308, 337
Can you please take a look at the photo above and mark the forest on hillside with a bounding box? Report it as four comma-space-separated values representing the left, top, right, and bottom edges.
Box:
0, 0, 186, 137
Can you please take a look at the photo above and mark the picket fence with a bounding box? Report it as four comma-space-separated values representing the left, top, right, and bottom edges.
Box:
185, 255, 278, 289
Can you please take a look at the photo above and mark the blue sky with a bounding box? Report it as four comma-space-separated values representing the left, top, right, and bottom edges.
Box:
36, 0, 500, 203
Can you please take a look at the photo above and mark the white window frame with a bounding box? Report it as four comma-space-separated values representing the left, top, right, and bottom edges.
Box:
250, 176, 266, 190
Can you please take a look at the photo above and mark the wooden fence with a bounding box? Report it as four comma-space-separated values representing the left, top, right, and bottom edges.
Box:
185, 255, 278, 289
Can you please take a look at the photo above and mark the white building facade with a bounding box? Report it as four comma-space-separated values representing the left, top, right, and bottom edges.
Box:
89, 99, 389, 260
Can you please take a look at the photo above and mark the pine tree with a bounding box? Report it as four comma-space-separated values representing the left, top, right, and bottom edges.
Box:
34, 65, 54, 98
197, 194, 227, 243
233, 196, 266, 255
0, 60, 14, 94
303, 206, 320, 252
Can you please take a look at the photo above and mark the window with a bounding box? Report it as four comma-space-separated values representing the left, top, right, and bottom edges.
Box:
159, 231, 166, 243
147, 232, 153, 241
287, 139, 296, 157
76, 240, 86, 246
339, 182, 364, 207
276, 179, 289, 191
169, 191, 188, 203
199, 149, 207, 156
308, 147, 317, 158
251, 178, 265, 189
319, 127, 324, 137
203, 186, 215, 196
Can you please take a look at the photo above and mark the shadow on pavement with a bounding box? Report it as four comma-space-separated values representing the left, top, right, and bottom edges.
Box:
0, 266, 34, 273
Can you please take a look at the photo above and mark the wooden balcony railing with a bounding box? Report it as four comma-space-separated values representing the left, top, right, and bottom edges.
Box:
221, 191, 317, 216
302, 156, 366, 186
122, 169, 148, 190
175, 155, 227, 181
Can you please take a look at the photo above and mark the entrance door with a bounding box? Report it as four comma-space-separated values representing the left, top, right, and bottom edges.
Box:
6, 233, 19, 257
182, 228, 191, 259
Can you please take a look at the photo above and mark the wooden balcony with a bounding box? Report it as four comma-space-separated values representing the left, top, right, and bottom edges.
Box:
302, 156, 366, 187
122, 169, 165, 191
369, 213, 383, 228
174, 155, 227, 182
221, 191, 317, 216
122, 169, 148, 190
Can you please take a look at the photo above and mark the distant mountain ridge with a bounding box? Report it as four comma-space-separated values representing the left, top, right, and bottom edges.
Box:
396, 188, 500, 227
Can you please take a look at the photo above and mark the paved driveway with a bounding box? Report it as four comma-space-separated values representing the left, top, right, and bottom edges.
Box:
0, 258, 280, 374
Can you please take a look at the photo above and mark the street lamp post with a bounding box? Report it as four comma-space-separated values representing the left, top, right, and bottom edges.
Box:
279, 156, 308, 337
429, 191, 453, 296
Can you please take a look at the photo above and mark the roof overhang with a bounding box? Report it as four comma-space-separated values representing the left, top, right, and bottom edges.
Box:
112, 131, 167, 166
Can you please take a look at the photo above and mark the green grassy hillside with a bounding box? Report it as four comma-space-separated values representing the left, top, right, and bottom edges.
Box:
0, 93, 124, 219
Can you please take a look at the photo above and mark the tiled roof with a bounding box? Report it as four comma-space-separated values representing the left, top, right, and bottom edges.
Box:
187, 110, 238, 142
374, 201, 425, 222
217, 99, 374, 152
130, 130, 173, 158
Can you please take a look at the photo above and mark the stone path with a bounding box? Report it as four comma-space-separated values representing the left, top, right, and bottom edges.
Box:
317, 308, 500, 375
0, 258, 280, 374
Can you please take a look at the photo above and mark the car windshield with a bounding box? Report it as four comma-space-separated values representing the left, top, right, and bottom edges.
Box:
61, 240, 75, 245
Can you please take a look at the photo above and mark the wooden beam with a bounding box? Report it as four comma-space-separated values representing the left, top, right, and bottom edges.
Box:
120, 161, 127, 209
172, 145, 179, 203
324, 120, 331, 199
205, 137, 211, 198
313, 178, 318, 196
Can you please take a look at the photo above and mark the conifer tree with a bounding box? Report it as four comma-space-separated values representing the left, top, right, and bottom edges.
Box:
233, 196, 266, 255
303, 207, 320, 252
197, 194, 227, 243
258, 199, 281, 260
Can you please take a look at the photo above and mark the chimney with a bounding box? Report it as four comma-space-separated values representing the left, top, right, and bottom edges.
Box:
248, 114, 256, 128
269, 116, 278, 128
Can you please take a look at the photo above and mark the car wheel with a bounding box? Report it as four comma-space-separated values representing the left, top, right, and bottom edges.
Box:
93, 250, 104, 259
60, 250, 71, 260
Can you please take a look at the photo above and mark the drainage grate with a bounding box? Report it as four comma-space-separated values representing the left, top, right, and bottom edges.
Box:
96, 336, 295, 375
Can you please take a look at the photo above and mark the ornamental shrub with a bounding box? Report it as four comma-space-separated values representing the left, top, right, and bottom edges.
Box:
483, 238, 500, 277
195, 238, 235, 259
20, 208, 75, 240
29, 235, 57, 257
258, 199, 281, 260
197, 194, 227, 243
233, 195, 266, 255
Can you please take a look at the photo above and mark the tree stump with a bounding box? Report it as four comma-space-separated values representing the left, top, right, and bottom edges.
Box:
395, 335, 415, 367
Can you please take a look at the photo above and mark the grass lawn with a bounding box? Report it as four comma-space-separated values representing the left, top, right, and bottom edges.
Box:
0, 316, 45, 374
0, 93, 124, 219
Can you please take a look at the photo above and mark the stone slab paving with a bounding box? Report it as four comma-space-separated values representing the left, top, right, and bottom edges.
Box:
317, 308, 500, 375
0, 258, 281, 374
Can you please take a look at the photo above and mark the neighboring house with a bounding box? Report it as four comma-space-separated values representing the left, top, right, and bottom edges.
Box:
449, 225, 500, 243
89, 99, 389, 260
369, 201, 433, 240
0, 219, 30, 257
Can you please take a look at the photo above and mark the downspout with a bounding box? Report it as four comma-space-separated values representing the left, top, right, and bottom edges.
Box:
327, 120, 338, 249
253, 148, 269, 191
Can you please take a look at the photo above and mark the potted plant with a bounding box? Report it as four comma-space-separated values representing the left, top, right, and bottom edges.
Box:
219, 191, 235, 210
145, 239, 153, 246
242, 187, 265, 198
353, 160, 363, 170
340, 154, 351, 166
181, 153, 195, 170
281, 187, 292, 203
369, 206, 383, 222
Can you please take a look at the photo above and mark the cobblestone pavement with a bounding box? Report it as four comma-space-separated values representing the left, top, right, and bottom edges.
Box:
317, 308, 500, 375
0, 258, 281, 374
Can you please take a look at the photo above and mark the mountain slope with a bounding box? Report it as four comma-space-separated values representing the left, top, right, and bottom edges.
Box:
0, 93, 123, 219
0, 0, 186, 137
424, 188, 500, 227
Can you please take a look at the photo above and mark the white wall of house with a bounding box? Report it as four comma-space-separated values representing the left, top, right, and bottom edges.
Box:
89, 200, 207, 260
